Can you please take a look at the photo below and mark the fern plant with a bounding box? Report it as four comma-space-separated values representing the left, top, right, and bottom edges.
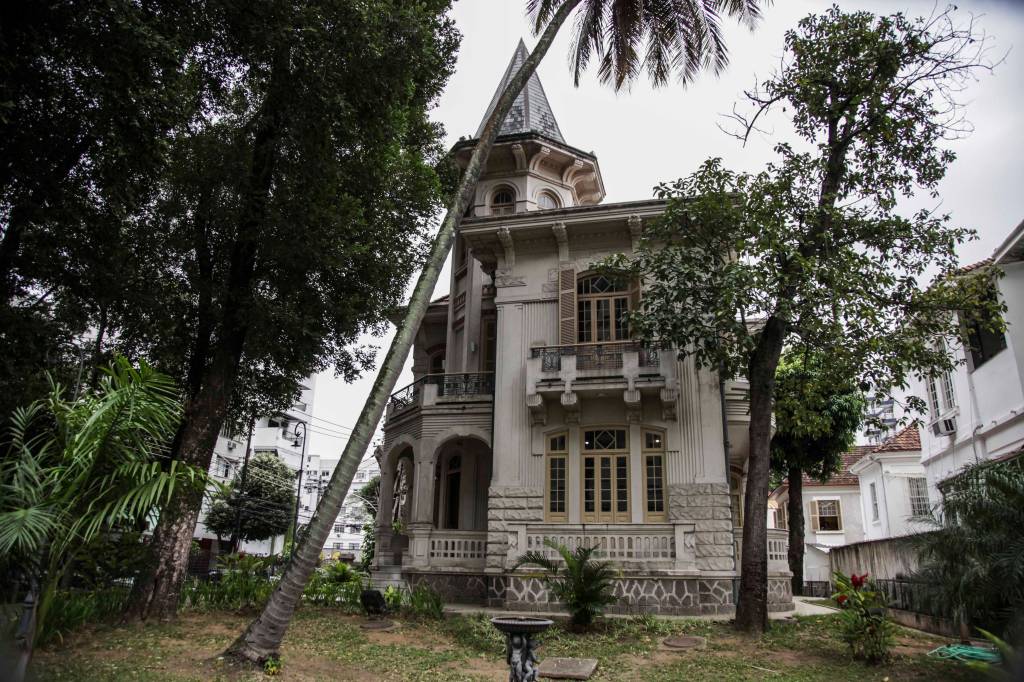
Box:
512, 539, 618, 628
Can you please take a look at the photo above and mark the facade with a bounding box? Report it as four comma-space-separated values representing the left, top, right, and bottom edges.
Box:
913, 219, 1024, 501
192, 378, 318, 562
371, 41, 793, 615
850, 427, 932, 541
318, 456, 380, 562
769, 448, 872, 584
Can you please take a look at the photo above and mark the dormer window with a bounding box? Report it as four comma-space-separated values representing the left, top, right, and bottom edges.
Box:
537, 191, 560, 210
491, 188, 515, 215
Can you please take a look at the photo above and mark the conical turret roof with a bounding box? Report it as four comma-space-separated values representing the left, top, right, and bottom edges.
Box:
475, 39, 565, 143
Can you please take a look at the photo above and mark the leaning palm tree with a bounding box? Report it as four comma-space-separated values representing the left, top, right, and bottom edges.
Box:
228, 0, 764, 662
0, 358, 208, 650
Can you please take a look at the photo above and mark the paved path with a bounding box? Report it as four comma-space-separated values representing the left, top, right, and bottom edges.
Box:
444, 596, 837, 622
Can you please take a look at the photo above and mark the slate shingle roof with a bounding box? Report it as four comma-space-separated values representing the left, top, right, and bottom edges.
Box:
475, 39, 565, 143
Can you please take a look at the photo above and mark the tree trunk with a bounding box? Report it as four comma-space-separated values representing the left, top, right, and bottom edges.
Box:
126, 44, 290, 621
125, 358, 241, 620
735, 315, 787, 634
225, 1, 584, 663
787, 466, 804, 597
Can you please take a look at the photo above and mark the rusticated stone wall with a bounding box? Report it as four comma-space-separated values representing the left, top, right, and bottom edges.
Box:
405, 572, 488, 604
667, 483, 735, 572
767, 577, 793, 612
486, 485, 543, 569
503, 576, 737, 616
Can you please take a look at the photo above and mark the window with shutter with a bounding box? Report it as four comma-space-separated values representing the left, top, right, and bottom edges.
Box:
558, 266, 576, 344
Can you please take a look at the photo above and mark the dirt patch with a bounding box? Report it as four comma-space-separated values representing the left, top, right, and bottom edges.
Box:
442, 655, 508, 681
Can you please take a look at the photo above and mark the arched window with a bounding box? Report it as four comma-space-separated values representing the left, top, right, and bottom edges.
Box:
537, 191, 560, 210
491, 188, 515, 215
576, 274, 631, 343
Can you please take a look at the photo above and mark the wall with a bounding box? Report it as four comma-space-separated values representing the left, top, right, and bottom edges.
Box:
829, 535, 923, 581
856, 454, 932, 541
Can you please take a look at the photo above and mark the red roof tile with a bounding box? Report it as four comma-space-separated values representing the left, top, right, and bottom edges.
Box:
958, 257, 993, 274
799, 445, 875, 487
871, 425, 921, 453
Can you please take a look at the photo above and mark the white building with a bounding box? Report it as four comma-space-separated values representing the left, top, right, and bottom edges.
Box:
850, 426, 932, 541
914, 219, 1024, 501
317, 456, 380, 562
769, 448, 871, 584
192, 377, 317, 563
370, 41, 793, 615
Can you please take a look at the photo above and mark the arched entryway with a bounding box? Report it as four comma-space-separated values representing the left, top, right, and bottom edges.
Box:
433, 437, 491, 532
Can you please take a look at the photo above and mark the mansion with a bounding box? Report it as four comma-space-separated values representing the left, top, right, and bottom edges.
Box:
370, 41, 793, 615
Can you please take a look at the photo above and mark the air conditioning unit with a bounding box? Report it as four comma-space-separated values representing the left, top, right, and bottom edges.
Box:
933, 417, 957, 436
226, 441, 237, 450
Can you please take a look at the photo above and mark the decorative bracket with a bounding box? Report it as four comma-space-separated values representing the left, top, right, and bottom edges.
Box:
624, 388, 642, 423
529, 145, 551, 172
628, 214, 643, 250
561, 391, 579, 424
526, 394, 547, 426
511, 143, 527, 170
660, 388, 678, 421
552, 222, 569, 262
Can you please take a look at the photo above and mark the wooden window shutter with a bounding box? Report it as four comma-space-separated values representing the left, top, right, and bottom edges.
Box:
810, 500, 820, 532
558, 266, 576, 344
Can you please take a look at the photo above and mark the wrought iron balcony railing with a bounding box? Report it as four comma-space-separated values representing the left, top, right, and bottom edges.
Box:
387, 372, 495, 413
530, 341, 664, 372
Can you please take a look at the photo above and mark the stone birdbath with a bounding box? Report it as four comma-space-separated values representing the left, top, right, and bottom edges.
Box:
490, 616, 554, 682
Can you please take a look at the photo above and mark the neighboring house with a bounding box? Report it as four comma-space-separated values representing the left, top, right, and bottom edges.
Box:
769, 447, 872, 584
850, 426, 931, 541
370, 41, 793, 616
191, 377, 318, 565
913, 219, 1024, 502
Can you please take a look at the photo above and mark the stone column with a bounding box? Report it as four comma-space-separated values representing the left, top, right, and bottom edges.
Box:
407, 444, 438, 569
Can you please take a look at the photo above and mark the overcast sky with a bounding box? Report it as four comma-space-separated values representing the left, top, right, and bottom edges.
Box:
307, 0, 1024, 458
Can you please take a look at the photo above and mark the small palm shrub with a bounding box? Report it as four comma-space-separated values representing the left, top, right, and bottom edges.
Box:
304, 564, 365, 610
832, 571, 894, 664
383, 584, 405, 611
512, 539, 618, 629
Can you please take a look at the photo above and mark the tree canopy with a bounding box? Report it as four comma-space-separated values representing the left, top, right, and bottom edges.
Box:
770, 351, 864, 484
605, 5, 1000, 632
206, 453, 295, 543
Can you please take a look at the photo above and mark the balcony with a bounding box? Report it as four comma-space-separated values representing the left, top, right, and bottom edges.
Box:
733, 527, 790, 574
525, 341, 677, 424
427, 530, 488, 568
386, 372, 495, 421
518, 524, 689, 571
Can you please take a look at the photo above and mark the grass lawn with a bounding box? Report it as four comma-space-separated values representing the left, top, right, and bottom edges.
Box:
32, 608, 975, 681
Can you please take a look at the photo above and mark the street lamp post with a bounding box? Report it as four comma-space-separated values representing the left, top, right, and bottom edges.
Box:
291, 421, 309, 542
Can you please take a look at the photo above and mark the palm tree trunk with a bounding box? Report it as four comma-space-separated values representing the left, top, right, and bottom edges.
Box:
226, 0, 584, 662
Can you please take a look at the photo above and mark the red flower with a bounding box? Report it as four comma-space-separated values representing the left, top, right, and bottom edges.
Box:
851, 572, 869, 589
837, 594, 848, 605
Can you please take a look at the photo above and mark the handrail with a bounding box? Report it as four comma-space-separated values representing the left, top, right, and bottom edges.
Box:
530, 341, 666, 371
388, 372, 496, 411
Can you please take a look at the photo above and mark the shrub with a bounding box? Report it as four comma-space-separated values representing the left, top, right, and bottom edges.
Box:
408, 584, 444, 620
303, 567, 365, 611
383, 585, 405, 612
915, 457, 1024, 641
36, 586, 131, 646
512, 539, 618, 629
832, 571, 894, 664
180, 554, 273, 611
